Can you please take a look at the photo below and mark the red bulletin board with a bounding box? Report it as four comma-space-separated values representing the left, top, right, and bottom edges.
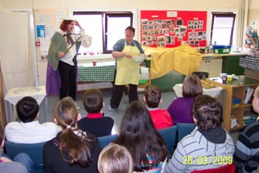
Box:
140, 10, 207, 48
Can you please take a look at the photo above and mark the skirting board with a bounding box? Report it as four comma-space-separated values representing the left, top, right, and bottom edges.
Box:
77, 82, 113, 91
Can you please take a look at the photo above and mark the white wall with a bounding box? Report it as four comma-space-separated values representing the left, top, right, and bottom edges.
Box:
0, 0, 243, 10
248, 0, 259, 32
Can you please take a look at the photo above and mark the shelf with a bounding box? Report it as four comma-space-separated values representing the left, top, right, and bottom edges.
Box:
230, 126, 245, 132
244, 104, 253, 107
209, 76, 259, 132
232, 104, 253, 109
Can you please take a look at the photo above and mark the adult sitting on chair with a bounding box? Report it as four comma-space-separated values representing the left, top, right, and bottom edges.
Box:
167, 74, 203, 124
5, 96, 61, 144
164, 95, 234, 173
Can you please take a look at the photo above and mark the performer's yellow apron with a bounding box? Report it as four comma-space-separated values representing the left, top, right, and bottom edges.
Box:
115, 41, 140, 85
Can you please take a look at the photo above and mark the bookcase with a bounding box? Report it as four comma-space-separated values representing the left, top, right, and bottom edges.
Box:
209, 76, 259, 132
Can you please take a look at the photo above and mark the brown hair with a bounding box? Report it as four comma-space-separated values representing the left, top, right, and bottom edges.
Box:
60, 20, 74, 32
144, 85, 161, 108
54, 97, 93, 167
125, 26, 135, 35
192, 95, 223, 131
82, 89, 103, 113
182, 74, 203, 97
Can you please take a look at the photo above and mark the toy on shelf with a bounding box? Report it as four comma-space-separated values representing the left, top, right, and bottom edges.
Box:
245, 26, 259, 58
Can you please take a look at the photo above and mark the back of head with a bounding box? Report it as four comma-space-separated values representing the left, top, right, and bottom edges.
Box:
82, 89, 103, 113
182, 74, 203, 97
192, 94, 223, 131
55, 97, 78, 129
98, 143, 133, 173
55, 97, 92, 167
16, 96, 39, 123
119, 101, 156, 139
144, 85, 161, 108
115, 101, 168, 171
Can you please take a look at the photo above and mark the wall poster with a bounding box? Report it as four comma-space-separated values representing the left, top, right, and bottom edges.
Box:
140, 10, 207, 48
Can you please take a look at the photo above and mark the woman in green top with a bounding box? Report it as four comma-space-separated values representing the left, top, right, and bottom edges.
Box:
47, 16, 92, 100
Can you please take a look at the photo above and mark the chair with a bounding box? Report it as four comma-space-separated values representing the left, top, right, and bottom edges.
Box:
176, 123, 195, 142
4, 141, 45, 173
191, 163, 235, 173
158, 126, 177, 155
98, 134, 118, 149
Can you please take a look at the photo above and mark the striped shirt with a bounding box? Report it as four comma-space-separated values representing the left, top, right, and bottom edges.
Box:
163, 127, 234, 173
234, 120, 259, 173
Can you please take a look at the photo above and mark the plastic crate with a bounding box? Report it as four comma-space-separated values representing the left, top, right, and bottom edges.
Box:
213, 45, 231, 54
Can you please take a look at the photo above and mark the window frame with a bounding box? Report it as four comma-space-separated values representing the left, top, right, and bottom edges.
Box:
73, 11, 133, 54
210, 12, 236, 45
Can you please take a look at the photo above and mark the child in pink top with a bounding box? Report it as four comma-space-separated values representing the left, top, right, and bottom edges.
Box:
144, 85, 173, 130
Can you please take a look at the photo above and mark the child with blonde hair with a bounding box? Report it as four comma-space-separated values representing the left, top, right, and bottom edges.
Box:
98, 143, 133, 173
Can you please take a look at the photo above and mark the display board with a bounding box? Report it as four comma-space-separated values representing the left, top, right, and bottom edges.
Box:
140, 10, 207, 48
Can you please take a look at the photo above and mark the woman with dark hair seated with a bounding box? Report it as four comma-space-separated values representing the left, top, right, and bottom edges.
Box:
114, 101, 168, 172
167, 74, 203, 124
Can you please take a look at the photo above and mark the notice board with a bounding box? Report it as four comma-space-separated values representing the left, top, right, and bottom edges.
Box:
140, 10, 207, 48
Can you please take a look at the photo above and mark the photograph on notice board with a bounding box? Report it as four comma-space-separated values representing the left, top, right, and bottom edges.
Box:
176, 19, 183, 26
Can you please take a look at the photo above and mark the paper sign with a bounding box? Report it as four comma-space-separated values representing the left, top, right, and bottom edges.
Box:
36, 25, 46, 38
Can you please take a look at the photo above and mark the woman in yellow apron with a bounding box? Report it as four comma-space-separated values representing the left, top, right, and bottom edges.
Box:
109, 26, 145, 111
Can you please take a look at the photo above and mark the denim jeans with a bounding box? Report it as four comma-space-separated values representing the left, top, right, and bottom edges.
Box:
13, 153, 34, 173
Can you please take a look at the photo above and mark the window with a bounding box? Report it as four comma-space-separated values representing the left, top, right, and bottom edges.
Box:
210, 12, 236, 45
73, 11, 133, 54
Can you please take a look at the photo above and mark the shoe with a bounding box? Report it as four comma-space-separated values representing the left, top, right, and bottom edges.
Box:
108, 105, 117, 111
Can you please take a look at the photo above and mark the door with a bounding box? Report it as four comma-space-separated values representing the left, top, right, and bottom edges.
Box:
0, 10, 37, 92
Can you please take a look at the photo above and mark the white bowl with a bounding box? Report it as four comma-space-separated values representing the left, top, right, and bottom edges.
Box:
132, 55, 145, 63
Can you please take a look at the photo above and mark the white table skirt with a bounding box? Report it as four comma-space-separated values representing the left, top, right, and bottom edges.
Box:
4, 86, 47, 122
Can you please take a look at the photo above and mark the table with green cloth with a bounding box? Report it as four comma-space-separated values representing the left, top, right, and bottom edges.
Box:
77, 61, 115, 82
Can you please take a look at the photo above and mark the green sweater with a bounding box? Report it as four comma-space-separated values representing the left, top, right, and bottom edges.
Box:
48, 32, 67, 71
